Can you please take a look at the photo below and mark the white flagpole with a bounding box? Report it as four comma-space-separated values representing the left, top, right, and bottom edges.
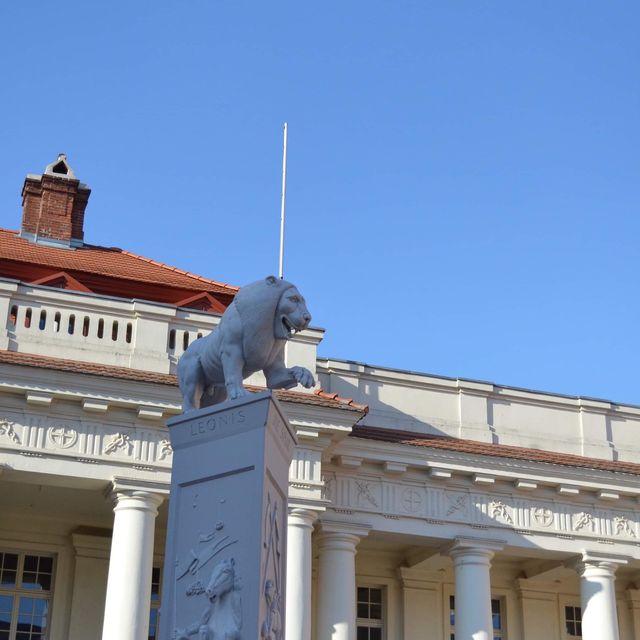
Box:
278, 122, 288, 279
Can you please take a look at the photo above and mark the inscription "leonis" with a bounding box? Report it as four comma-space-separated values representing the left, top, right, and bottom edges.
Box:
190, 410, 246, 437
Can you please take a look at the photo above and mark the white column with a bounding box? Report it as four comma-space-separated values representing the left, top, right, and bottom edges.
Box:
101, 481, 166, 640
286, 508, 318, 640
448, 538, 504, 640
574, 554, 627, 640
316, 521, 370, 640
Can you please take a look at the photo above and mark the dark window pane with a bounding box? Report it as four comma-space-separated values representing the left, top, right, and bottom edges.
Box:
23, 556, 38, 572
357, 627, 368, 640
370, 589, 382, 604
567, 621, 575, 635
370, 604, 382, 620
491, 599, 500, 613
565, 606, 572, 619
38, 574, 51, 591
2, 555, 17, 571
357, 588, 368, 601
450, 595, 455, 609
0, 632, 9, 640
576, 608, 582, 621
1, 570, 16, 587
370, 628, 382, 640
576, 622, 582, 636
38, 558, 53, 574
357, 603, 369, 618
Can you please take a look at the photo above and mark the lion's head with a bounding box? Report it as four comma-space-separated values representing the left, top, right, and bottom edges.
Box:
273, 282, 311, 340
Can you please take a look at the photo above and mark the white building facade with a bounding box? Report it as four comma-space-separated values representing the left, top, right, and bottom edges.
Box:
1, 158, 639, 640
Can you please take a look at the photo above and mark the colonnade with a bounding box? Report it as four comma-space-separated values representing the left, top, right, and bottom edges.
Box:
98, 492, 626, 640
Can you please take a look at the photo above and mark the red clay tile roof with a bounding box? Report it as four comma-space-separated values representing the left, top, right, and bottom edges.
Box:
0, 228, 238, 303
314, 389, 369, 413
0, 350, 366, 414
352, 425, 640, 476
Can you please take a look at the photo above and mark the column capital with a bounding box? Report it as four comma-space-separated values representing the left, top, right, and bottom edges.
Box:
445, 536, 505, 563
288, 507, 320, 529
107, 477, 169, 514
316, 519, 370, 552
566, 552, 629, 578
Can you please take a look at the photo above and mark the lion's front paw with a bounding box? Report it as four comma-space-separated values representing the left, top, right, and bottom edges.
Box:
227, 384, 250, 401
289, 366, 315, 389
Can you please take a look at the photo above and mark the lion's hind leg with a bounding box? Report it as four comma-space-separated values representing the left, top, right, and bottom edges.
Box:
178, 354, 206, 413
200, 385, 227, 408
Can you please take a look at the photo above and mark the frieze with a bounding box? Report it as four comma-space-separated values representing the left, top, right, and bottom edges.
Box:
326, 474, 640, 544
0, 411, 175, 471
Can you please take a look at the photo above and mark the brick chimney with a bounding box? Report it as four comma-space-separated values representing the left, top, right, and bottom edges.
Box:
21, 154, 91, 248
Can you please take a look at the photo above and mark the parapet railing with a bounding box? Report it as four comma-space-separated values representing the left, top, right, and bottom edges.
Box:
0, 279, 322, 377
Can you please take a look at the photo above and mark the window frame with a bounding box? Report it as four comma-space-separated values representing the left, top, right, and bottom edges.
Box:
356, 584, 385, 640
0, 549, 56, 640
558, 598, 582, 640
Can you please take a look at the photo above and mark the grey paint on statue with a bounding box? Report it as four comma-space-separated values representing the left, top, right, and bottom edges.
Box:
159, 392, 296, 640
178, 276, 315, 412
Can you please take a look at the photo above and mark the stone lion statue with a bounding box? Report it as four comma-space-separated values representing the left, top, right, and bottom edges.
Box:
178, 276, 315, 412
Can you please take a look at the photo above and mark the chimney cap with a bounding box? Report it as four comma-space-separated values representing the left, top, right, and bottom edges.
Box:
44, 153, 76, 179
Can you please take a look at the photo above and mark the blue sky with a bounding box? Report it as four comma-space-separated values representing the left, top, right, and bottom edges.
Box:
1, 2, 639, 403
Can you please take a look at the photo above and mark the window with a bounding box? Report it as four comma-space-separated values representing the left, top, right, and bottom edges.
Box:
0, 551, 54, 640
148, 567, 161, 640
357, 586, 383, 640
565, 605, 582, 638
449, 595, 505, 640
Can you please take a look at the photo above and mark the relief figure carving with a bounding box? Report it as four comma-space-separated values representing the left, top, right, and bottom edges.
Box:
104, 432, 132, 455
175, 557, 242, 640
0, 418, 20, 444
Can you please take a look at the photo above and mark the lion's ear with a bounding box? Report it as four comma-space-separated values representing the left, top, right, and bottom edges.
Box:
265, 275, 278, 286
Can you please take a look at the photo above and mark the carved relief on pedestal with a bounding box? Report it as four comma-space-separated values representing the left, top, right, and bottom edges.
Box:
0, 418, 20, 444
104, 432, 132, 455
260, 492, 283, 640
174, 521, 241, 640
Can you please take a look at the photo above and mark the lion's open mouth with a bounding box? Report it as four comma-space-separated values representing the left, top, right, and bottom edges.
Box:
282, 316, 296, 335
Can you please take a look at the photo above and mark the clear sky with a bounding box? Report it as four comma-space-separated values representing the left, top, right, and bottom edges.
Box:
1, 2, 639, 403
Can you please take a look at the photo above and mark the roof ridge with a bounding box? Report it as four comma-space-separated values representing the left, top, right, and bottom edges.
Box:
100, 247, 238, 291
352, 424, 640, 476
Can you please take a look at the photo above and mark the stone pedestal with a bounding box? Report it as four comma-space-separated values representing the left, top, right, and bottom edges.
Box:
159, 392, 297, 640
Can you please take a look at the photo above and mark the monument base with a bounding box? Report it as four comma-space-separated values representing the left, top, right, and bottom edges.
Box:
159, 391, 297, 640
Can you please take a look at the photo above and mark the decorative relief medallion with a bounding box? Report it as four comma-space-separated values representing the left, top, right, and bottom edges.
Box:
446, 494, 468, 517
574, 511, 594, 531
47, 425, 78, 449
0, 418, 20, 444
402, 488, 423, 514
490, 500, 513, 524
104, 432, 132, 455
355, 480, 379, 508
157, 438, 172, 461
532, 507, 554, 528
613, 516, 636, 537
